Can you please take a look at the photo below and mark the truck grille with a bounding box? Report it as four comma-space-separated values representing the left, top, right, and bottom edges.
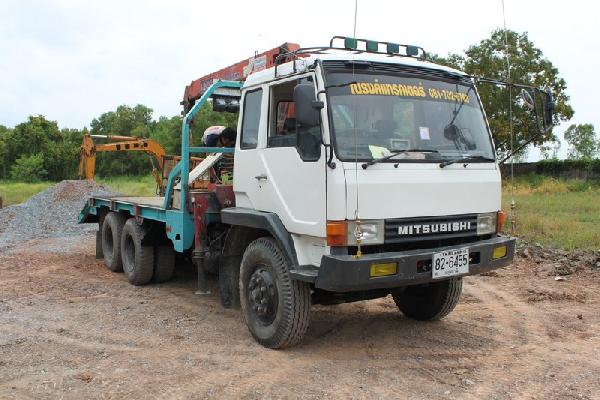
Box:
385, 214, 478, 244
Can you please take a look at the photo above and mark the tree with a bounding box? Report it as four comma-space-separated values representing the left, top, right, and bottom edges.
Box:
1, 116, 84, 181
48, 127, 85, 180
8, 115, 62, 160
90, 104, 153, 137
436, 29, 573, 158
0, 125, 10, 179
539, 140, 561, 160
10, 154, 47, 182
90, 105, 155, 176
151, 115, 182, 155
564, 123, 598, 160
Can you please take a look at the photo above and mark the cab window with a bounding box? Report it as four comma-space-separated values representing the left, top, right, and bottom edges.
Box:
268, 78, 321, 161
240, 89, 262, 149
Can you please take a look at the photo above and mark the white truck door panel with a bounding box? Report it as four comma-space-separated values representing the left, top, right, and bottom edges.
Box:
235, 77, 326, 238
255, 147, 326, 237
233, 87, 267, 210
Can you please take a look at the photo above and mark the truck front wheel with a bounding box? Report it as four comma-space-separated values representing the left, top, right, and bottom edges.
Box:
392, 278, 463, 321
239, 237, 311, 349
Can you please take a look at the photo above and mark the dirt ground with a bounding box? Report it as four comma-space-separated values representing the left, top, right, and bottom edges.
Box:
1, 234, 599, 400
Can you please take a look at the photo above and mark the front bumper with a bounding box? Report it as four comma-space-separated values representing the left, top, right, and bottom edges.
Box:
292, 235, 515, 292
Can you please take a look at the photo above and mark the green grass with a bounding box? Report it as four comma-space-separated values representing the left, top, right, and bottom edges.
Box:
0, 175, 156, 206
0, 181, 54, 205
95, 175, 157, 197
502, 175, 600, 250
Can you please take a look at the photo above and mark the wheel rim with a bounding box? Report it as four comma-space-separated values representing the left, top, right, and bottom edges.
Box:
247, 265, 278, 325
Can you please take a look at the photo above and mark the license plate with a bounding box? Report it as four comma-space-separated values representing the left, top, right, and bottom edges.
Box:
432, 248, 469, 279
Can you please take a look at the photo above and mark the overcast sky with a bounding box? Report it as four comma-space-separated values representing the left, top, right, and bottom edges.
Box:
1, 0, 598, 159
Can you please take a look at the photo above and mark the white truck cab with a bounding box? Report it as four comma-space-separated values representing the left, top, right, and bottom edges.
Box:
216, 38, 549, 348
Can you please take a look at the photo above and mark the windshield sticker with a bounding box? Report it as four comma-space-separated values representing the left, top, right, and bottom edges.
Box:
419, 126, 431, 140
349, 82, 470, 104
368, 145, 391, 159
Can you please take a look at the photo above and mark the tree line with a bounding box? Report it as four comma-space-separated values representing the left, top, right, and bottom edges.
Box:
0, 103, 238, 182
1, 29, 598, 182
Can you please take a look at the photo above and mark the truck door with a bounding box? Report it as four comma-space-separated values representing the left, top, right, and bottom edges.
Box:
233, 77, 326, 238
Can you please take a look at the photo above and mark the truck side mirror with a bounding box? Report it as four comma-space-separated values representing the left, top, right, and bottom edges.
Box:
520, 89, 535, 111
294, 83, 323, 127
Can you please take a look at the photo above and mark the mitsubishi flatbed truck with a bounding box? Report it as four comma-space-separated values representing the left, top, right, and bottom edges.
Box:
79, 36, 554, 348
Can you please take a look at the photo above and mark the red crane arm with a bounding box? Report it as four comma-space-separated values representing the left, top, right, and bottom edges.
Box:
181, 42, 300, 114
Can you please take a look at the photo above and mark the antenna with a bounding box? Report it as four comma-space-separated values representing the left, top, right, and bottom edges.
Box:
501, 0, 517, 236
352, 0, 363, 258
353, 0, 358, 38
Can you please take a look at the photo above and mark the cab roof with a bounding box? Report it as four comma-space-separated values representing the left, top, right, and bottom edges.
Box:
243, 49, 467, 88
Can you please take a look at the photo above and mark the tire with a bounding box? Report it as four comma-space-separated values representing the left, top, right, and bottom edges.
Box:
239, 237, 311, 349
153, 245, 175, 283
392, 278, 463, 321
120, 218, 154, 286
95, 230, 103, 259
101, 212, 126, 272
219, 255, 241, 309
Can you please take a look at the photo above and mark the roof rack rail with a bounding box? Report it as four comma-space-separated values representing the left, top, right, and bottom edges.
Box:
274, 36, 428, 77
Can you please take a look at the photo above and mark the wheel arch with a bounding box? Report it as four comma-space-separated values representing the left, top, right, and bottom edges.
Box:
221, 208, 298, 266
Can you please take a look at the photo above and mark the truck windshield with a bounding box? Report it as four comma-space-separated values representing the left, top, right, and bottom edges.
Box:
325, 71, 495, 163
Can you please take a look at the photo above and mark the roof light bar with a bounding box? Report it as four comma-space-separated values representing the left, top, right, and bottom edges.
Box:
344, 37, 357, 50
386, 42, 400, 54
331, 36, 426, 59
366, 40, 378, 52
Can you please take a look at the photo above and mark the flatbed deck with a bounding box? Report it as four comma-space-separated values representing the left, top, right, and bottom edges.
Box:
104, 196, 165, 209
79, 195, 169, 224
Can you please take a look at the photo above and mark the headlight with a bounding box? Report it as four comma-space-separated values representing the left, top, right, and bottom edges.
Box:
477, 213, 497, 235
347, 220, 384, 245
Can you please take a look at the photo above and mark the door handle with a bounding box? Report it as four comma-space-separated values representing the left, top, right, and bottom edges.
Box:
254, 174, 268, 181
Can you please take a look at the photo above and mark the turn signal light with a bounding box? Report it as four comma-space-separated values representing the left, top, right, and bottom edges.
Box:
370, 262, 397, 277
492, 245, 507, 260
497, 211, 507, 233
327, 221, 348, 246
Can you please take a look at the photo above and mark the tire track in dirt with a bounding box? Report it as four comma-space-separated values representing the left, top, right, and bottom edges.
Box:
466, 279, 594, 400
0, 323, 141, 354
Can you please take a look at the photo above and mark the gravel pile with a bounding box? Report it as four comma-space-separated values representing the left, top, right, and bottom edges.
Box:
0, 180, 118, 250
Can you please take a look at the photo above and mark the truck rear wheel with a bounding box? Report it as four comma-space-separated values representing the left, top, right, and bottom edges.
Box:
101, 212, 126, 272
153, 245, 175, 283
121, 218, 154, 286
239, 238, 311, 349
392, 278, 463, 321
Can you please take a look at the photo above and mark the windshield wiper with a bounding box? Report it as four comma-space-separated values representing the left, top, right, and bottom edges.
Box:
439, 155, 495, 168
361, 149, 439, 169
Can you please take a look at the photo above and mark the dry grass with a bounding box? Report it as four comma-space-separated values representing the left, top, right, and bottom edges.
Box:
502, 176, 600, 250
